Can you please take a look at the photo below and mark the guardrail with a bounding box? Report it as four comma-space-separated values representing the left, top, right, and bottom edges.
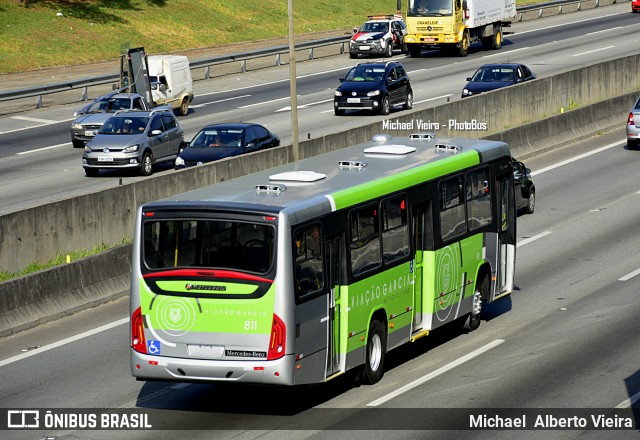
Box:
0, 0, 626, 109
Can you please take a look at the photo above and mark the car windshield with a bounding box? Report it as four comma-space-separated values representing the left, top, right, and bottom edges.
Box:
99, 116, 148, 134
190, 129, 243, 148
345, 66, 385, 82
360, 22, 388, 33
84, 97, 132, 114
471, 67, 515, 82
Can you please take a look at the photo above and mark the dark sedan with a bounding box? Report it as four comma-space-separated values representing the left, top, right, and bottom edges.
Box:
174, 123, 280, 169
461, 63, 536, 99
334, 61, 413, 115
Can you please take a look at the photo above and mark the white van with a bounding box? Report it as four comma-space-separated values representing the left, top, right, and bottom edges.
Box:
147, 55, 194, 116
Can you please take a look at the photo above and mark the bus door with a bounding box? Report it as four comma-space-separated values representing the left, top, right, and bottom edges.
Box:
325, 234, 344, 377
411, 203, 427, 330
492, 171, 516, 301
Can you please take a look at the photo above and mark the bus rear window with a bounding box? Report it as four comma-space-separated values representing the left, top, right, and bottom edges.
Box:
143, 219, 275, 274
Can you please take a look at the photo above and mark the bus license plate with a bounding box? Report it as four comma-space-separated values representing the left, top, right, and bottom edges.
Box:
97, 156, 113, 162
187, 344, 224, 358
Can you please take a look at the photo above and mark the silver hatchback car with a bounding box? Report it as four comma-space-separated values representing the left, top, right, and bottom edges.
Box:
82, 109, 184, 177
626, 96, 640, 149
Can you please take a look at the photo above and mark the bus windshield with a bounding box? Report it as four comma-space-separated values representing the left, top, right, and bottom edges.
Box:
142, 218, 275, 274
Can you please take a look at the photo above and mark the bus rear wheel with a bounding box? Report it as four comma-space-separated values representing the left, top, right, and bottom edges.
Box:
464, 275, 489, 332
360, 319, 387, 385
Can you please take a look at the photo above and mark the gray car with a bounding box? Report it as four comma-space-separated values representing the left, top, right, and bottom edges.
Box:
82, 109, 184, 177
71, 91, 150, 148
626, 95, 640, 149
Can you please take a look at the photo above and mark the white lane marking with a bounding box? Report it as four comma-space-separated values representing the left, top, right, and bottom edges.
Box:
17, 142, 71, 154
238, 96, 290, 109
0, 117, 76, 135
190, 94, 251, 108
197, 67, 349, 98
276, 98, 333, 112
573, 46, 615, 57
517, 231, 552, 248
482, 47, 530, 58
531, 140, 622, 176
512, 12, 625, 36
0, 318, 128, 367
586, 27, 621, 36
615, 391, 640, 409
618, 268, 640, 282
12, 116, 59, 124
367, 339, 505, 407
414, 94, 453, 105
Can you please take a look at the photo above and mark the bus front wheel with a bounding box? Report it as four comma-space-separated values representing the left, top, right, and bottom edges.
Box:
360, 319, 387, 385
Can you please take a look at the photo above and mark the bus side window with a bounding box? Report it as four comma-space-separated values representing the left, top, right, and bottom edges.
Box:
439, 176, 466, 242
294, 225, 324, 298
382, 195, 409, 263
349, 204, 381, 276
466, 168, 492, 231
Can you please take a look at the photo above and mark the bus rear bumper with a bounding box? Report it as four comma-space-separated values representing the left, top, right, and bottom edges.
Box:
130, 349, 295, 385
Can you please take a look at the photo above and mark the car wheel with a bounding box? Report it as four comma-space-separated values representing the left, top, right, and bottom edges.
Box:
525, 190, 535, 214
408, 44, 421, 57
140, 152, 153, 176
335, 108, 345, 116
627, 139, 638, 150
84, 168, 99, 177
464, 274, 488, 332
178, 97, 189, 116
380, 96, 390, 115
384, 41, 393, 58
72, 139, 85, 149
349, 52, 358, 59
404, 90, 413, 110
359, 319, 386, 385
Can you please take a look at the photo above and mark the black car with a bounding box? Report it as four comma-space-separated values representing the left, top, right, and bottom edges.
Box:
334, 62, 413, 116
461, 63, 536, 99
174, 123, 280, 169
513, 160, 535, 214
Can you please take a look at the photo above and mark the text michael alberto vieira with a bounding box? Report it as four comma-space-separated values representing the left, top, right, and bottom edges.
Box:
469, 413, 634, 429
382, 118, 488, 131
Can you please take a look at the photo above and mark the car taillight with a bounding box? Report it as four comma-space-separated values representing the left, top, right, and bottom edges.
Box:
267, 313, 286, 360
628, 112, 635, 126
131, 306, 147, 354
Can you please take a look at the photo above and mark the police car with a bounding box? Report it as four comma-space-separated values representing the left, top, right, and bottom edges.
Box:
349, 15, 408, 59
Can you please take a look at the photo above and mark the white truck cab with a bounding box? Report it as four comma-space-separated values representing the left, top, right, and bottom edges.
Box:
147, 55, 194, 116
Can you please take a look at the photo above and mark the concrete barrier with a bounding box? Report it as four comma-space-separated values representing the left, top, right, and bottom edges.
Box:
0, 56, 638, 336
0, 245, 132, 337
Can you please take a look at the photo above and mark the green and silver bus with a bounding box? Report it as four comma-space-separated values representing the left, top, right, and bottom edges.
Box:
130, 133, 517, 385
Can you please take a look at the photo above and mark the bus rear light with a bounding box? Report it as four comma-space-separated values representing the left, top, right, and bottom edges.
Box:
628, 112, 635, 126
131, 307, 147, 354
267, 313, 286, 360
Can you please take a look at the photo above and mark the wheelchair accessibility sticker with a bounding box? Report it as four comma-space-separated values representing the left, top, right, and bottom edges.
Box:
147, 340, 160, 355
